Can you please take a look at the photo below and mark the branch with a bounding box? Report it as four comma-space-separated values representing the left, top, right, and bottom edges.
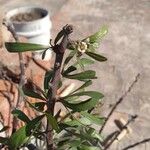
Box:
122, 138, 150, 150
46, 24, 73, 150
3, 19, 26, 133
104, 115, 137, 150
99, 73, 140, 134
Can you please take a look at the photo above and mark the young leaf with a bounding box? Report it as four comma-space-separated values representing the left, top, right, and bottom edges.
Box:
46, 113, 60, 133
12, 109, 30, 123
64, 70, 97, 81
86, 52, 107, 62
5, 42, 49, 52
8, 126, 29, 150
88, 26, 108, 43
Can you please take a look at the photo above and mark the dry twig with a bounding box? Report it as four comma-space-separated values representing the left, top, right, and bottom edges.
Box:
99, 73, 140, 134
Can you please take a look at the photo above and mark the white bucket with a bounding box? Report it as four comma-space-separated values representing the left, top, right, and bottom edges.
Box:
5, 6, 52, 60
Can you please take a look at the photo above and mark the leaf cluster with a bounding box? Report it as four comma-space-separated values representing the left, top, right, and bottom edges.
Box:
1, 26, 108, 150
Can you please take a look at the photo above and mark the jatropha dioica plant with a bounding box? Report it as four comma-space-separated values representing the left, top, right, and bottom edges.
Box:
1, 24, 108, 150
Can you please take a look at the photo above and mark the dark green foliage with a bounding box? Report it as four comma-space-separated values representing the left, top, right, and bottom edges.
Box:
5, 42, 49, 52
12, 109, 30, 123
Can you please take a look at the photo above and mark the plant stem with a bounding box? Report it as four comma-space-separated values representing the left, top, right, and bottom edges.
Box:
3, 19, 26, 133
46, 25, 73, 150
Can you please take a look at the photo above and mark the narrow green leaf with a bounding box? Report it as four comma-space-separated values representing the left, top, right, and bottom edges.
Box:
64, 120, 81, 127
63, 98, 99, 112
0, 126, 9, 133
12, 109, 30, 123
75, 58, 94, 67
86, 52, 107, 62
63, 66, 77, 75
5, 42, 49, 52
26, 115, 45, 136
64, 70, 97, 81
44, 70, 54, 90
69, 140, 81, 147
72, 80, 92, 93
88, 26, 108, 43
46, 113, 60, 133
22, 85, 46, 100
87, 128, 103, 141
8, 126, 29, 150
64, 91, 104, 100
81, 112, 104, 125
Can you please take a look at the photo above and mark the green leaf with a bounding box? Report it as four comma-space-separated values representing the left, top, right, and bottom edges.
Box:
88, 26, 108, 43
26, 115, 45, 136
72, 80, 92, 93
75, 58, 94, 67
86, 128, 103, 141
63, 98, 100, 112
88, 43, 99, 51
8, 126, 29, 150
44, 70, 54, 90
12, 109, 30, 123
63, 91, 103, 111
46, 113, 60, 132
64, 70, 97, 81
69, 140, 81, 147
65, 118, 92, 126
63, 66, 77, 75
22, 84, 46, 100
5, 42, 49, 52
64, 120, 82, 127
81, 112, 104, 125
64, 91, 104, 100
0, 126, 9, 133
86, 52, 107, 62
